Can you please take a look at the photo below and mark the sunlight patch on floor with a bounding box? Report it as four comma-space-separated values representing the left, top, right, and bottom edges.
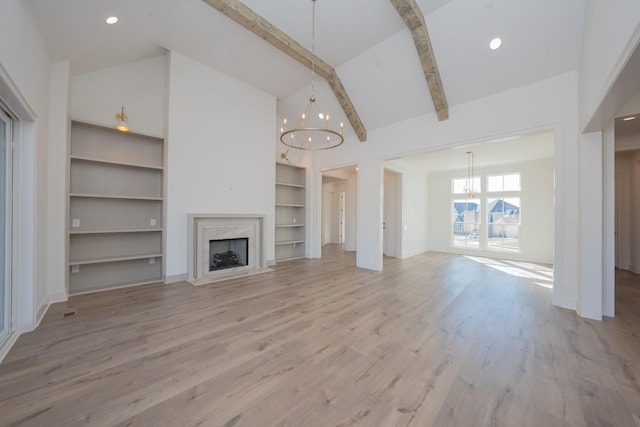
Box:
464, 255, 554, 288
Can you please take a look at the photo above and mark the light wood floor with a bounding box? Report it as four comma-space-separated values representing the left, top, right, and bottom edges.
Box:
1, 247, 639, 426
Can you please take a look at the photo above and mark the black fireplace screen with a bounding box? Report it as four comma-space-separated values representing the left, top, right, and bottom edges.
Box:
209, 238, 248, 271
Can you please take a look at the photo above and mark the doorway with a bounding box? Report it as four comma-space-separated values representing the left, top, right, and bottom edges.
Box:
613, 115, 640, 273
321, 166, 358, 255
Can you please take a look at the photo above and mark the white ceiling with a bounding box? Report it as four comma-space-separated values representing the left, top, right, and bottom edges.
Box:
24, 0, 587, 137
396, 130, 555, 172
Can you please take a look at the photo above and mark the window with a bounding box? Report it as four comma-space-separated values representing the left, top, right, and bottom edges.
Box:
488, 173, 520, 192
452, 199, 481, 248
450, 173, 521, 253
453, 177, 481, 194
487, 197, 520, 252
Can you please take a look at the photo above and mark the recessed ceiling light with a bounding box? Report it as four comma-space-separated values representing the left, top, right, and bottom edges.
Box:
106, 16, 118, 25
489, 37, 502, 50
623, 116, 637, 121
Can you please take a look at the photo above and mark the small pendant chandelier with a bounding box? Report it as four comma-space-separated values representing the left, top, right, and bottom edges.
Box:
464, 151, 476, 198
280, 0, 344, 150
115, 106, 130, 132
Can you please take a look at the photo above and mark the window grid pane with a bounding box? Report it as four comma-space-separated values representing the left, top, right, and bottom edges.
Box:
453, 177, 481, 194
487, 173, 521, 192
487, 197, 520, 252
452, 199, 481, 249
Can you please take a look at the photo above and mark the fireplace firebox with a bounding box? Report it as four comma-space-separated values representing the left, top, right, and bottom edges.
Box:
209, 238, 248, 271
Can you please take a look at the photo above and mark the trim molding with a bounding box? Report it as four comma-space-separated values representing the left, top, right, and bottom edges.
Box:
165, 274, 187, 284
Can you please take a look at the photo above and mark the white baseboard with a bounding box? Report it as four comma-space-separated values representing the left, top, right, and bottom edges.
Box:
0, 332, 20, 364
1, 290, 68, 364
266, 259, 276, 267
165, 273, 187, 284
48, 290, 68, 304
35, 290, 68, 329
36, 299, 50, 328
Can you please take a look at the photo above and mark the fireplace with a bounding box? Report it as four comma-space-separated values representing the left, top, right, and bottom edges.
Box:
210, 238, 248, 271
187, 214, 271, 285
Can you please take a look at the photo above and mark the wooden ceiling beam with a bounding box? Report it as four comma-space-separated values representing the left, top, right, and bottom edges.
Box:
390, 0, 449, 121
202, 0, 367, 142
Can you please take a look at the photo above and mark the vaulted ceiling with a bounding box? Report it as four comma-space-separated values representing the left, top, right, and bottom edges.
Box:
25, 0, 586, 138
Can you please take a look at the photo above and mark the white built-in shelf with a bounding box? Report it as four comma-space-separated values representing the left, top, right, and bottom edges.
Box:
275, 163, 306, 262
276, 182, 305, 188
70, 228, 162, 235
69, 253, 163, 266
70, 193, 163, 201
69, 121, 165, 295
70, 155, 163, 170
275, 240, 305, 246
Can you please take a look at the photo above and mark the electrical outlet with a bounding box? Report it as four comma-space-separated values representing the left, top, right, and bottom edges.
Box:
71, 265, 80, 273
293, 217, 297, 224
149, 257, 155, 265
293, 243, 297, 248
72, 219, 80, 228
150, 218, 156, 226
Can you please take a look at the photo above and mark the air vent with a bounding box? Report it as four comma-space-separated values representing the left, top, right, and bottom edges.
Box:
62, 310, 77, 318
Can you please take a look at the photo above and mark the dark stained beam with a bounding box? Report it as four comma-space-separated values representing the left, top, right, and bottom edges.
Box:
202, 0, 367, 141
390, 0, 449, 121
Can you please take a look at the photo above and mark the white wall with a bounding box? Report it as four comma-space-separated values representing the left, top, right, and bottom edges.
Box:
165, 51, 276, 280
579, 0, 640, 130
578, 131, 604, 319
0, 0, 51, 350
71, 56, 166, 137
427, 158, 554, 264
314, 71, 579, 310
47, 61, 70, 303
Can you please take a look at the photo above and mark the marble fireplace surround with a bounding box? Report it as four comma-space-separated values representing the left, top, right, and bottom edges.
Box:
187, 214, 271, 285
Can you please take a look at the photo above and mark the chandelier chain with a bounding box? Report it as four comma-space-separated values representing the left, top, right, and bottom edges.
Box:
278, 0, 344, 150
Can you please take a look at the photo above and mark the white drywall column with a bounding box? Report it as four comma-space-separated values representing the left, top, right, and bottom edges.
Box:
47, 61, 70, 303
578, 131, 603, 320
602, 121, 616, 317
345, 172, 358, 252
356, 158, 383, 270
307, 154, 322, 258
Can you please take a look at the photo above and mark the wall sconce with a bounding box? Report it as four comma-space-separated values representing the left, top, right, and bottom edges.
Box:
280, 149, 292, 164
115, 106, 130, 132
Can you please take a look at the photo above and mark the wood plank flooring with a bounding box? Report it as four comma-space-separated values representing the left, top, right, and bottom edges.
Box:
1, 246, 639, 426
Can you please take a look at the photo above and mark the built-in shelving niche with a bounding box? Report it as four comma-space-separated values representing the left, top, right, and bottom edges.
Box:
68, 121, 164, 294
275, 163, 306, 261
